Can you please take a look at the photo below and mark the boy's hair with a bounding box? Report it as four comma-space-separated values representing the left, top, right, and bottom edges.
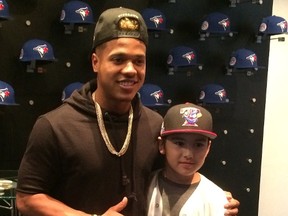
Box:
160, 102, 217, 139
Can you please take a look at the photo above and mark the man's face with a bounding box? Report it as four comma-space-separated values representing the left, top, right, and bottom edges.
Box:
92, 38, 146, 107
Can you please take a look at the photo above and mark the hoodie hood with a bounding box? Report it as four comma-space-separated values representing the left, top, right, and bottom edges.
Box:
64, 79, 143, 120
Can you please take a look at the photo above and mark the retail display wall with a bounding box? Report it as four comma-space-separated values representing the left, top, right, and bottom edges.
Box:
0, 0, 276, 215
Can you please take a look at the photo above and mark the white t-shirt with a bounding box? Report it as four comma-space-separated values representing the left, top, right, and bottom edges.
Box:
147, 170, 227, 216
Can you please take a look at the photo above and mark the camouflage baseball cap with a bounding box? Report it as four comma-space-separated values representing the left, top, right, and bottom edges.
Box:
160, 102, 217, 139
92, 7, 148, 48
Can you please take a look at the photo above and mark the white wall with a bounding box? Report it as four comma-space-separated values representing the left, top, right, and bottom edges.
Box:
258, 0, 288, 215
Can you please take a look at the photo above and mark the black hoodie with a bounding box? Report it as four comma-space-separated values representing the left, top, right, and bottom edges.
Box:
17, 79, 163, 215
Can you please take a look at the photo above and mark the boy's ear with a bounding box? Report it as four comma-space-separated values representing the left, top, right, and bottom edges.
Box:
158, 136, 165, 154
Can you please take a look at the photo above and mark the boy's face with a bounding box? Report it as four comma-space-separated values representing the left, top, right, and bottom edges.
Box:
159, 133, 211, 184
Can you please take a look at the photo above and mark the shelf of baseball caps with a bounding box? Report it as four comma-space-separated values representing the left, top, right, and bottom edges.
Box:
0, 0, 283, 215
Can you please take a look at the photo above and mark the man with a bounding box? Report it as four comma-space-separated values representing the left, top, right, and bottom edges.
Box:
16, 7, 239, 216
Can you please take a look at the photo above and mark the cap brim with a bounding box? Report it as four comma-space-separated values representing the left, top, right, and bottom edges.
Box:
161, 129, 217, 139
0, 103, 19, 106
198, 100, 234, 106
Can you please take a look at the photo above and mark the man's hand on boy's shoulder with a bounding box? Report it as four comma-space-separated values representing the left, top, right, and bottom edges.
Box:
224, 191, 240, 216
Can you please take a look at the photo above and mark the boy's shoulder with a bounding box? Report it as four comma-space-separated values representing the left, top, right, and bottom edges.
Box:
198, 174, 226, 195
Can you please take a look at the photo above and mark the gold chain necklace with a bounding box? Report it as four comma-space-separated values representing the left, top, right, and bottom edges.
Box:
93, 95, 133, 157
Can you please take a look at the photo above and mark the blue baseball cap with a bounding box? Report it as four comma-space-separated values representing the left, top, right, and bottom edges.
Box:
200, 12, 231, 34
141, 8, 168, 32
200, 12, 236, 38
228, 48, 264, 71
138, 83, 170, 107
258, 15, 287, 35
60, 0, 94, 24
0, 80, 19, 106
198, 84, 229, 104
61, 82, 83, 102
0, 0, 11, 20
19, 39, 57, 62
167, 46, 202, 68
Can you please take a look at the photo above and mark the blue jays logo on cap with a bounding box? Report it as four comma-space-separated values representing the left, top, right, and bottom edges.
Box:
0, 81, 19, 106
181, 107, 202, 127
167, 46, 201, 68
150, 89, 163, 102
19, 39, 57, 62
60, 0, 94, 24
33, 44, 49, 58
259, 15, 288, 35
76, 7, 90, 21
200, 12, 232, 34
0, 87, 10, 102
182, 52, 195, 63
229, 48, 262, 70
149, 15, 164, 28
0, 0, 10, 20
141, 8, 168, 31
198, 84, 229, 104
138, 83, 169, 107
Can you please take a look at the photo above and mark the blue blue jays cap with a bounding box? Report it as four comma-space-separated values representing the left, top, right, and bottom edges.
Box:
228, 48, 264, 70
138, 83, 170, 107
19, 39, 57, 62
198, 84, 229, 104
167, 46, 202, 68
141, 8, 168, 32
0, 80, 19, 106
60, 0, 94, 24
200, 12, 234, 35
0, 0, 10, 20
259, 15, 287, 35
61, 82, 83, 102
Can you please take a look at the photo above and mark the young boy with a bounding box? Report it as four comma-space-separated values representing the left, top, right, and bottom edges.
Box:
147, 102, 229, 215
